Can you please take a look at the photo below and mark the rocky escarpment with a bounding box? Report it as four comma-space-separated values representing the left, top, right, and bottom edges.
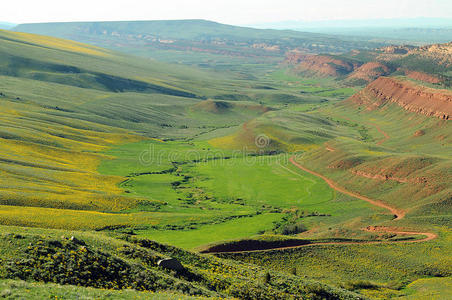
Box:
411, 42, 452, 67
376, 43, 452, 66
348, 77, 452, 120
378, 45, 415, 55
286, 52, 360, 77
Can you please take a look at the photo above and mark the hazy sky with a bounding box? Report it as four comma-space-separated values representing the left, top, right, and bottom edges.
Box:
2, 0, 452, 25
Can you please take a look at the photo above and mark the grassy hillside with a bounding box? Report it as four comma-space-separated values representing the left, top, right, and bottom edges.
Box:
0, 226, 364, 299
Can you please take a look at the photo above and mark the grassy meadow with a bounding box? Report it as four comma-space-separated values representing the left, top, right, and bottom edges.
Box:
97, 137, 388, 250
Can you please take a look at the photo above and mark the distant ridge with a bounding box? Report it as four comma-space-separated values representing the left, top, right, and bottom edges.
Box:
0, 22, 16, 30
251, 18, 452, 44
12, 19, 386, 65
251, 17, 452, 29
13, 19, 342, 41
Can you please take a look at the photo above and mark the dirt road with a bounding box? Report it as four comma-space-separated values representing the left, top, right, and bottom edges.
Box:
373, 123, 390, 145
289, 156, 405, 220
203, 157, 437, 254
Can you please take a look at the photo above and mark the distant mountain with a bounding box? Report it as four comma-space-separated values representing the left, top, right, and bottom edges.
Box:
0, 22, 16, 30
251, 18, 452, 30
250, 18, 452, 44
13, 19, 386, 65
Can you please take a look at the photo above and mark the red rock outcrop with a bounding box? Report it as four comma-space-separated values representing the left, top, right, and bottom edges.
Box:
379, 45, 413, 54
347, 62, 391, 83
376, 43, 452, 66
286, 52, 360, 77
348, 77, 452, 120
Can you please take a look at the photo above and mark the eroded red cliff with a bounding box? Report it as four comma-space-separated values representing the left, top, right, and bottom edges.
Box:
286, 52, 360, 77
347, 62, 391, 83
348, 77, 452, 120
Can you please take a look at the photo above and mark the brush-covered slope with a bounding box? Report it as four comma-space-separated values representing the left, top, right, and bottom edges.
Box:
209, 109, 361, 152
0, 29, 201, 96
0, 226, 364, 299
13, 20, 385, 65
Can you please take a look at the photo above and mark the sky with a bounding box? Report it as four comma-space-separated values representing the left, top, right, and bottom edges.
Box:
2, 0, 452, 25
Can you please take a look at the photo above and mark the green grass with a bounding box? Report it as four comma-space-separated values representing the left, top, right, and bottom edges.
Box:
400, 277, 452, 299
96, 141, 307, 247
138, 213, 284, 250
97, 140, 384, 250
190, 155, 333, 207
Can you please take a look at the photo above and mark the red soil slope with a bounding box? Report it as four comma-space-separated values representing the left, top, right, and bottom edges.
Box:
347, 62, 391, 83
403, 70, 442, 84
286, 52, 359, 77
348, 77, 452, 120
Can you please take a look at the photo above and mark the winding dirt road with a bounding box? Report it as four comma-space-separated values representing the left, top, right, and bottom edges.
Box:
289, 157, 405, 220
286, 157, 436, 244
208, 229, 437, 254
204, 156, 437, 254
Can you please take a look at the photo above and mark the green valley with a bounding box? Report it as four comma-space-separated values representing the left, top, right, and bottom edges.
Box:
0, 13, 450, 300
